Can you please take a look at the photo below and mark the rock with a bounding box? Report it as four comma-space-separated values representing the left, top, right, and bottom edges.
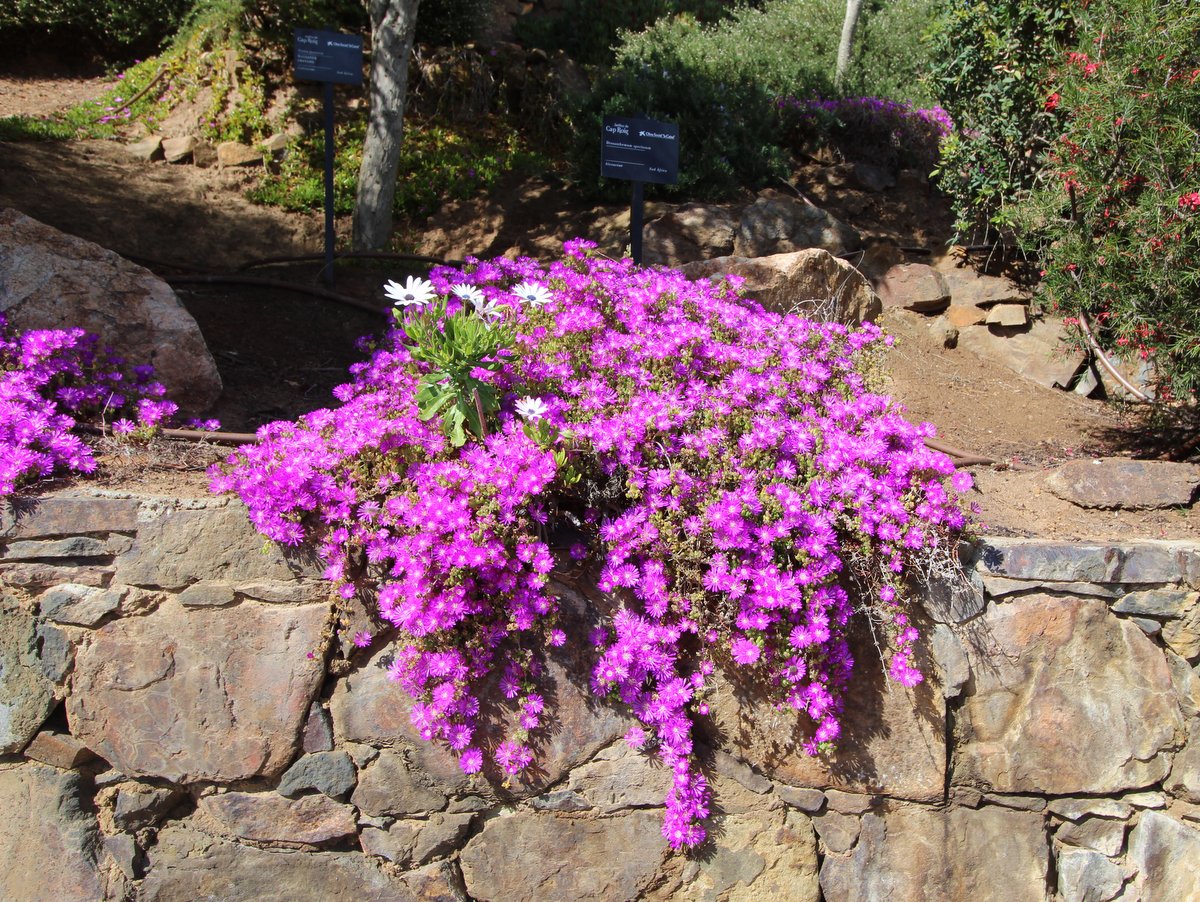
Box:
956, 318, 1086, 390
930, 623, 970, 699
823, 788, 874, 815
984, 303, 1028, 326
1045, 459, 1200, 510
567, 741, 673, 811
410, 812, 475, 865
68, 597, 330, 783
0, 208, 221, 413
813, 810, 860, 853
973, 537, 1200, 586
0, 597, 57, 754
943, 303, 987, 328
983, 793, 1047, 812
532, 790, 592, 811
23, 730, 96, 769
177, 580, 237, 607
237, 579, 332, 604
2, 535, 121, 560
734, 194, 860, 258
192, 140, 218, 168
302, 700, 335, 753
114, 501, 316, 589
934, 257, 1029, 307
262, 133, 289, 155
112, 782, 184, 830
360, 822, 417, 864
1056, 848, 1127, 902
351, 748, 451, 817
1125, 811, 1200, 901
278, 750, 357, 800
1161, 594, 1200, 659
37, 621, 73, 684
162, 135, 195, 163
38, 583, 124, 626
1114, 587, 1198, 618
103, 831, 139, 881
0, 562, 110, 589
679, 249, 881, 325
642, 203, 737, 266
704, 619, 946, 801
952, 595, 1182, 794
198, 791, 357, 847
460, 809, 667, 901
141, 824, 420, 901
876, 263, 951, 313
1, 492, 139, 538
928, 314, 959, 348
1169, 719, 1200, 803
775, 785, 826, 813
825, 162, 895, 193
923, 570, 986, 623
127, 135, 164, 161
0, 764, 108, 901
1055, 816, 1127, 857
216, 141, 262, 167
1123, 791, 1167, 809
1048, 799, 1133, 822
819, 806, 1047, 902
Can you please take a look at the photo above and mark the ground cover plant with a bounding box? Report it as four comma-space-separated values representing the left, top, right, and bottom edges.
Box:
211, 242, 973, 847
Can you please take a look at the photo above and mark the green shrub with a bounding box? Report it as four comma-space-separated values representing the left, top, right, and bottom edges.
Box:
0, 0, 194, 61
926, 0, 1076, 242
1015, 0, 1200, 401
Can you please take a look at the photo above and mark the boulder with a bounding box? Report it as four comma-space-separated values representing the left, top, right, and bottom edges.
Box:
734, 194, 860, 258
162, 135, 195, 164
216, 141, 262, 167
952, 594, 1182, 794
0, 208, 221, 413
1044, 458, 1199, 510
679, 249, 881, 325
68, 596, 330, 783
876, 263, 951, 313
956, 318, 1086, 390
643, 203, 737, 266
127, 135, 164, 162
933, 255, 1029, 307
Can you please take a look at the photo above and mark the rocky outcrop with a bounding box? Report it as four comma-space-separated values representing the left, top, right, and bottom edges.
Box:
0, 208, 221, 413
2, 486, 1199, 900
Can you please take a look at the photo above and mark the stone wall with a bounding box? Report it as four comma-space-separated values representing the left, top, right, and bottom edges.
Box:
1, 487, 1198, 901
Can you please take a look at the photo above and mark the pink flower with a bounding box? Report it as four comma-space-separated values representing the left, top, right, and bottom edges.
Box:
730, 637, 761, 665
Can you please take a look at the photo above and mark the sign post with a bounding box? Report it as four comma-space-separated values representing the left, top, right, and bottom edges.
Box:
294, 28, 363, 285
600, 116, 679, 266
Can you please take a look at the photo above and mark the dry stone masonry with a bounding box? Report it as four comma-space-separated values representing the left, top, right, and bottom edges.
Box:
1, 486, 1199, 900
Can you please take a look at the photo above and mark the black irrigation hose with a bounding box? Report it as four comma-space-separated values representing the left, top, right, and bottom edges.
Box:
166, 274, 389, 317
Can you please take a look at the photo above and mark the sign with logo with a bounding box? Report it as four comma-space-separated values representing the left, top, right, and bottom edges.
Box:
294, 29, 363, 85
600, 116, 679, 185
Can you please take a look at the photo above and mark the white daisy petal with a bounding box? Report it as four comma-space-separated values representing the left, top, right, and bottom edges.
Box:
512, 281, 552, 309
514, 396, 550, 421
384, 275, 436, 308
450, 283, 485, 305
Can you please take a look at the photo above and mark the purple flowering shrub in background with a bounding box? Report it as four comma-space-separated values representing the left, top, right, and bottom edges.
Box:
0, 313, 179, 496
778, 95, 954, 174
211, 240, 972, 848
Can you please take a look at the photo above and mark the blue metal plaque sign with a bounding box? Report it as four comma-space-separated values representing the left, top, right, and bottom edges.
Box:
600, 116, 680, 185
294, 29, 363, 85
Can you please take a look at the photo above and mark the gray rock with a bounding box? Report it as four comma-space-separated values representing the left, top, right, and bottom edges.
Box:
818, 806, 1047, 902
278, 750, 357, 800
178, 581, 237, 607
0, 764, 107, 901
68, 597, 330, 782
712, 748, 773, 794
930, 623, 970, 699
1115, 588, 1197, 618
2, 536, 114, 560
1, 493, 139, 538
0, 208, 221, 413
36, 621, 73, 684
1056, 848, 1127, 902
1131, 616, 1162, 637
735, 194, 861, 258
0, 598, 56, 753
567, 741, 672, 811
680, 248, 881, 325
531, 789, 592, 811
775, 785, 826, 813
351, 749, 449, 817
1048, 799, 1133, 822
141, 824, 420, 901
957, 319, 1085, 390
302, 700, 335, 753
935, 257, 1028, 307
1045, 459, 1200, 510
198, 791, 358, 846
974, 538, 1200, 586
1125, 811, 1200, 900
460, 809, 666, 901
642, 202, 737, 266
411, 812, 475, 865
127, 135, 164, 161
923, 569, 985, 623
216, 141, 262, 167
813, 810, 860, 853
103, 832, 139, 881
876, 263, 951, 313
114, 501, 316, 589
39, 583, 125, 626
953, 595, 1181, 795
823, 788, 874, 815
113, 782, 184, 831
162, 135, 195, 163
359, 822, 417, 864
1055, 816, 1127, 857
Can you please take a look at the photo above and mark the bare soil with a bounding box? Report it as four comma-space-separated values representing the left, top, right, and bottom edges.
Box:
2, 77, 1197, 542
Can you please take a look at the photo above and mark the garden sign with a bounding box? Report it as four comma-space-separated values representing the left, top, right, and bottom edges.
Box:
294, 29, 363, 284
601, 115, 679, 265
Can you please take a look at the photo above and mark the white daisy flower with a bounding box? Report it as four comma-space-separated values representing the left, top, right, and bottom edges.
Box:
450, 283, 485, 305
514, 396, 549, 421
384, 276, 435, 308
474, 297, 506, 322
512, 281, 552, 308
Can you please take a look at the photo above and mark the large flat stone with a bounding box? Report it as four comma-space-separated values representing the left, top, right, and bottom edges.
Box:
0, 208, 221, 413
952, 595, 1182, 794
141, 824, 424, 901
460, 809, 667, 901
974, 538, 1200, 586
818, 805, 1048, 901
0, 763, 108, 902
1045, 459, 1200, 510
198, 791, 358, 846
1125, 811, 1200, 901
0, 597, 57, 754
957, 319, 1085, 390
68, 597, 330, 782
114, 501, 316, 589
0, 492, 140, 538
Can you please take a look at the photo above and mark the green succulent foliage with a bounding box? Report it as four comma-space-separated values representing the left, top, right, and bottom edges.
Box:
401, 301, 512, 447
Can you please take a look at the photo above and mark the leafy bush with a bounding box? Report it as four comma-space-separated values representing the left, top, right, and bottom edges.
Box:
574, 0, 938, 197
926, 0, 1076, 242
211, 242, 972, 848
0, 0, 193, 62
1015, 0, 1200, 401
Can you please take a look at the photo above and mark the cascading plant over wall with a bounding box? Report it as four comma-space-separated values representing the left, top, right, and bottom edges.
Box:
210, 241, 973, 848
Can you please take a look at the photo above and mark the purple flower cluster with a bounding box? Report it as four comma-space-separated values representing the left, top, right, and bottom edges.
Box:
211, 241, 972, 849
0, 314, 178, 496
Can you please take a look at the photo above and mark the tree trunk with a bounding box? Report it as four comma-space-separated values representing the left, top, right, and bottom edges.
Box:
352, 0, 420, 251
835, 0, 865, 94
